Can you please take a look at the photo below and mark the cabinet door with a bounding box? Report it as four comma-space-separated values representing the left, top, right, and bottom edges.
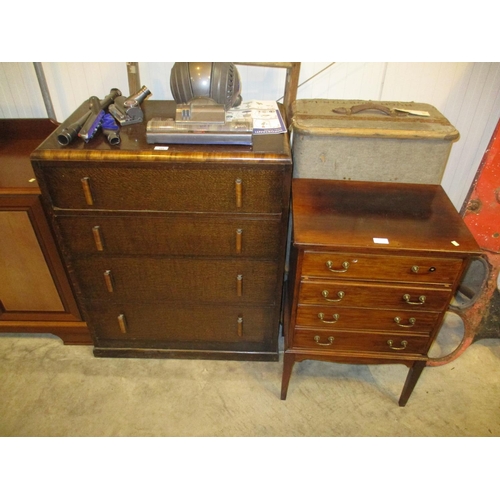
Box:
0, 195, 81, 322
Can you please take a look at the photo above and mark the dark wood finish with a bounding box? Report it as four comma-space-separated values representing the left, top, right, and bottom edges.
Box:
0, 119, 91, 345
281, 179, 482, 405
32, 100, 292, 359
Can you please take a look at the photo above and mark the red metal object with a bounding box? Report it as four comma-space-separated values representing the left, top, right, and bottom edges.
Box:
463, 118, 500, 252
427, 118, 500, 366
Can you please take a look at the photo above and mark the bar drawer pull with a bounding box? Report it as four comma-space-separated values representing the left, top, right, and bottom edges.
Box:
326, 260, 350, 273
92, 226, 104, 251
322, 290, 345, 302
81, 177, 94, 205
387, 340, 408, 350
403, 294, 426, 305
237, 274, 243, 296
104, 270, 114, 292
314, 335, 334, 346
237, 315, 243, 337
235, 178, 242, 208
236, 228, 243, 254
117, 314, 127, 334
394, 316, 416, 328
318, 312, 339, 324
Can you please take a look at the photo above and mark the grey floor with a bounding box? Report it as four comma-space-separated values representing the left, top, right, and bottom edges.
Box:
1, 313, 499, 437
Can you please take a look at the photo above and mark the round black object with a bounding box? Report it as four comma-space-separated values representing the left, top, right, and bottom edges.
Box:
170, 62, 243, 110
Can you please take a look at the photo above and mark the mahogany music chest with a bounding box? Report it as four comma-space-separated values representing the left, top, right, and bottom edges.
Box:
281, 179, 481, 405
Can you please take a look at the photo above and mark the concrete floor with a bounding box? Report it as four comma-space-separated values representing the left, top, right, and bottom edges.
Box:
1, 314, 499, 437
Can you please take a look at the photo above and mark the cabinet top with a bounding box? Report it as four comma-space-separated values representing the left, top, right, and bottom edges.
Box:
292, 178, 481, 255
0, 119, 58, 191
31, 101, 292, 165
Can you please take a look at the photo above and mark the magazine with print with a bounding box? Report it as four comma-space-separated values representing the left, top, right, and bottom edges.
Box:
226, 100, 287, 134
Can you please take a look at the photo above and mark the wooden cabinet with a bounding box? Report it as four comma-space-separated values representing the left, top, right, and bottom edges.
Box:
32, 101, 292, 360
281, 179, 481, 405
0, 119, 90, 344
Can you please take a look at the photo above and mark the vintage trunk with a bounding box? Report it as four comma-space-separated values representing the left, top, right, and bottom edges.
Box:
291, 99, 459, 184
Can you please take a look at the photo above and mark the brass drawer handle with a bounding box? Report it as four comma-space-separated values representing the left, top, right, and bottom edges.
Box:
314, 335, 335, 346
117, 313, 127, 334
236, 228, 243, 253
237, 315, 243, 337
104, 270, 114, 292
403, 294, 426, 305
318, 312, 339, 324
322, 290, 345, 302
394, 316, 416, 328
235, 178, 242, 208
387, 340, 408, 350
411, 265, 436, 274
326, 260, 350, 273
237, 274, 243, 296
92, 226, 104, 251
81, 176, 94, 205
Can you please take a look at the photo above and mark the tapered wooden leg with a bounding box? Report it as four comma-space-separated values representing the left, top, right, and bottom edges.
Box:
281, 352, 296, 400
399, 360, 427, 407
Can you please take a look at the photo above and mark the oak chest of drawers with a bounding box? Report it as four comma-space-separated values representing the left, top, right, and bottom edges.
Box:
31, 100, 292, 360
281, 179, 481, 405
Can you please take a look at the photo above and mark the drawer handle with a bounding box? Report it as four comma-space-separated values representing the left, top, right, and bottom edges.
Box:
235, 178, 242, 208
236, 228, 243, 254
92, 226, 104, 251
318, 312, 339, 324
411, 265, 437, 274
314, 335, 335, 346
403, 294, 426, 305
81, 177, 94, 205
326, 260, 350, 273
104, 270, 114, 292
237, 315, 243, 337
394, 316, 416, 328
322, 290, 345, 302
387, 340, 408, 350
237, 274, 243, 296
117, 313, 127, 334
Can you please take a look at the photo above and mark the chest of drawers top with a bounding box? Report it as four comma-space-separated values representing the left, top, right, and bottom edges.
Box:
31, 100, 292, 166
292, 179, 480, 257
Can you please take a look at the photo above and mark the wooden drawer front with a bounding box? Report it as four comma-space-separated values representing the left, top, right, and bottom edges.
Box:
298, 280, 451, 312
295, 305, 440, 333
42, 164, 285, 213
71, 257, 279, 304
56, 215, 282, 258
292, 329, 429, 355
301, 252, 463, 284
88, 302, 274, 345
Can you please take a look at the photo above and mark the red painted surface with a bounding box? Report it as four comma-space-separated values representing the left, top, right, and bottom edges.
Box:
462, 119, 500, 252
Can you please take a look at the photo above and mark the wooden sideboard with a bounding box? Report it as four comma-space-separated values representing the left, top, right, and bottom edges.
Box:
281, 179, 482, 405
31, 101, 292, 360
0, 119, 90, 344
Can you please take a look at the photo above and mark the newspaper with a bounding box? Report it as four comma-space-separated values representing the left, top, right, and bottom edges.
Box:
226, 100, 287, 134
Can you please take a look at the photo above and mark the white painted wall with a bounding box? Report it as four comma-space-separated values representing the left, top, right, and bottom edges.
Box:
1, 62, 499, 210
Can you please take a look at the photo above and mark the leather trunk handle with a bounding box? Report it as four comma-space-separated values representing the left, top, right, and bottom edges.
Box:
332, 103, 393, 115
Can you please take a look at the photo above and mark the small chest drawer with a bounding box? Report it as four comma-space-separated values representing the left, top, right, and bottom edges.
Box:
56, 214, 282, 258
292, 329, 430, 355
71, 256, 279, 305
42, 163, 285, 213
302, 251, 463, 284
296, 304, 440, 333
298, 280, 451, 311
